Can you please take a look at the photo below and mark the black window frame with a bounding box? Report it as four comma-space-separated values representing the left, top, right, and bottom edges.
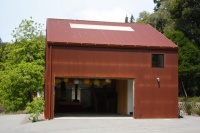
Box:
152, 54, 164, 68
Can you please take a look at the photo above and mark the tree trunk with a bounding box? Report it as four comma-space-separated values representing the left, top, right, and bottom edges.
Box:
181, 79, 187, 98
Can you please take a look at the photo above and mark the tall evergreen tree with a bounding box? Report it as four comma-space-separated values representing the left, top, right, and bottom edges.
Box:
130, 14, 135, 23
169, 0, 200, 47
125, 15, 128, 23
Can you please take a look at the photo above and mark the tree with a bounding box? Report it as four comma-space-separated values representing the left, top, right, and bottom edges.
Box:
136, 11, 151, 23
149, 9, 170, 33
125, 15, 128, 23
166, 0, 200, 96
169, 0, 200, 47
0, 18, 45, 112
125, 14, 135, 23
137, 0, 171, 33
137, 9, 170, 33
0, 38, 7, 71
154, 0, 165, 11
166, 30, 200, 96
130, 14, 135, 23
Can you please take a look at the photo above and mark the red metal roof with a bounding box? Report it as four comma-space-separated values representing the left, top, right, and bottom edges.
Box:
46, 18, 178, 50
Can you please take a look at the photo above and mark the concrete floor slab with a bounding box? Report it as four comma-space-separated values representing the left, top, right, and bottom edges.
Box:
0, 114, 200, 133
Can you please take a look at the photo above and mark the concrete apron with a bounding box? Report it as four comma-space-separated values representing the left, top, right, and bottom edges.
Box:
54, 113, 133, 120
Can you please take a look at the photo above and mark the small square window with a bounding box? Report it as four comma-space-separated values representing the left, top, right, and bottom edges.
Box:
152, 54, 164, 67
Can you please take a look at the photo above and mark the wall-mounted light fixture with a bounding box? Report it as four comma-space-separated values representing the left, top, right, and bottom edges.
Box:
105, 79, 112, 83
157, 78, 160, 83
73, 79, 79, 85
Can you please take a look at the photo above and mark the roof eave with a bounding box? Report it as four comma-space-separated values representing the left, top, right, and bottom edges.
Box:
47, 41, 178, 51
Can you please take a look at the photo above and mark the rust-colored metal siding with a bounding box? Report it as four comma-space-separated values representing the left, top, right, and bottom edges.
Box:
45, 18, 178, 119
44, 44, 54, 119
116, 80, 128, 115
44, 45, 178, 119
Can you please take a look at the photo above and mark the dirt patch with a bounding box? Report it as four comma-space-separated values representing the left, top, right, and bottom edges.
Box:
0, 106, 4, 113
21, 113, 45, 124
21, 114, 31, 124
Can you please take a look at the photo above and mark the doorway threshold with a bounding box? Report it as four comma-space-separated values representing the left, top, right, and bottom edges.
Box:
54, 113, 133, 120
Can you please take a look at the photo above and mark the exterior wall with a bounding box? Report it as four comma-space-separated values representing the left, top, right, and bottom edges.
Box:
127, 79, 134, 115
44, 44, 53, 119
45, 45, 178, 119
116, 80, 128, 115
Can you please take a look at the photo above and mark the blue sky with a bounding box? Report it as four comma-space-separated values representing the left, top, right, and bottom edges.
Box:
0, 0, 155, 42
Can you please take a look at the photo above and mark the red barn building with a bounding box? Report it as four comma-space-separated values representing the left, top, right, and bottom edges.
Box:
45, 18, 178, 119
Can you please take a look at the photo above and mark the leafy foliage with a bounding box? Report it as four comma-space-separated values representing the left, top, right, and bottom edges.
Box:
0, 18, 45, 112
0, 38, 7, 70
26, 97, 45, 122
154, 0, 165, 11
137, 0, 171, 33
167, 0, 200, 96
194, 108, 200, 116
179, 97, 200, 102
136, 11, 151, 24
185, 102, 193, 115
169, 0, 200, 46
165, 30, 200, 96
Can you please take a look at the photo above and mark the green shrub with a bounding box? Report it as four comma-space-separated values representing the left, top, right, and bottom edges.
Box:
194, 108, 200, 116
179, 97, 187, 102
179, 97, 200, 102
26, 97, 44, 122
0, 104, 4, 113
185, 102, 193, 115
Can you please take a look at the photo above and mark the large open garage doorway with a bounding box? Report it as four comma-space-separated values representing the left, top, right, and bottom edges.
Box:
53, 77, 134, 118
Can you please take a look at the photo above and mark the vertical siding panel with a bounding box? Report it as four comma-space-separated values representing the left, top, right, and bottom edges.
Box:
116, 80, 128, 115
45, 46, 178, 119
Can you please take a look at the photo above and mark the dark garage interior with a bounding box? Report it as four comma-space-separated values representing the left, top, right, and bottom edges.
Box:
54, 78, 121, 114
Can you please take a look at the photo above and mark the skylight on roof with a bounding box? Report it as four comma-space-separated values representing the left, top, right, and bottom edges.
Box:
70, 23, 134, 31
